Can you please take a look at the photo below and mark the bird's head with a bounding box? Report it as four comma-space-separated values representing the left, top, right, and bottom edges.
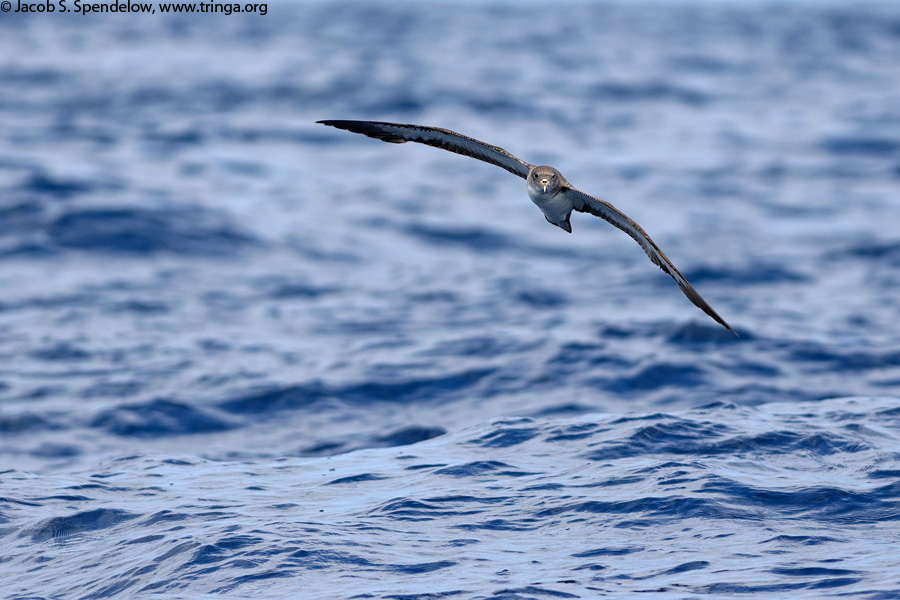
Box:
529, 166, 563, 195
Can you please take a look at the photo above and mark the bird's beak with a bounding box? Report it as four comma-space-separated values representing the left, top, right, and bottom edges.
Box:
540, 178, 549, 192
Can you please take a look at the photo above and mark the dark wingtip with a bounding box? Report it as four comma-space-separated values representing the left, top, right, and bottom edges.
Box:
712, 310, 738, 336
316, 120, 357, 129
315, 120, 409, 144
679, 282, 737, 336
715, 316, 738, 336
709, 312, 737, 336
704, 313, 737, 336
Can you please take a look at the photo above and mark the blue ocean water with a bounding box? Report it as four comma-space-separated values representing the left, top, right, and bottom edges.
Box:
1, 1, 900, 598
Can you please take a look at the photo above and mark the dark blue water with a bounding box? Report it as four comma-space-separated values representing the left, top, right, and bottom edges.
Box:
2, 1, 900, 598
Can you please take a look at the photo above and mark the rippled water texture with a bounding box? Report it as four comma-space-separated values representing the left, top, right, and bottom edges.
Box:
1, 1, 900, 598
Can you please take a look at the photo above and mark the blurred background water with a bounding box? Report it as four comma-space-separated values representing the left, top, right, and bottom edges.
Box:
2, 1, 900, 598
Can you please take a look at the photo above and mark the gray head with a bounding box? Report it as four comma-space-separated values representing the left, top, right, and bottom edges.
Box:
528, 166, 565, 195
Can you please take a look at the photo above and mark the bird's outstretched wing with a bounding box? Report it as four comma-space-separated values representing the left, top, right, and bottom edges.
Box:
563, 186, 735, 334
317, 120, 533, 179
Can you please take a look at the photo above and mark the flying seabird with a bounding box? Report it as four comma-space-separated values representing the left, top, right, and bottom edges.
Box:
317, 119, 735, 334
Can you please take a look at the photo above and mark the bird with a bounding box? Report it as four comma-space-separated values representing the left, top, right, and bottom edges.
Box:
317, 119, 735, 334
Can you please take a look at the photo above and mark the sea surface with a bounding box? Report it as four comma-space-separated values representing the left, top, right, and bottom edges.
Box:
2, 1, 900, 598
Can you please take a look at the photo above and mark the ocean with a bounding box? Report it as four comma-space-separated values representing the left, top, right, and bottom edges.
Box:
2, 1, 900, 598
